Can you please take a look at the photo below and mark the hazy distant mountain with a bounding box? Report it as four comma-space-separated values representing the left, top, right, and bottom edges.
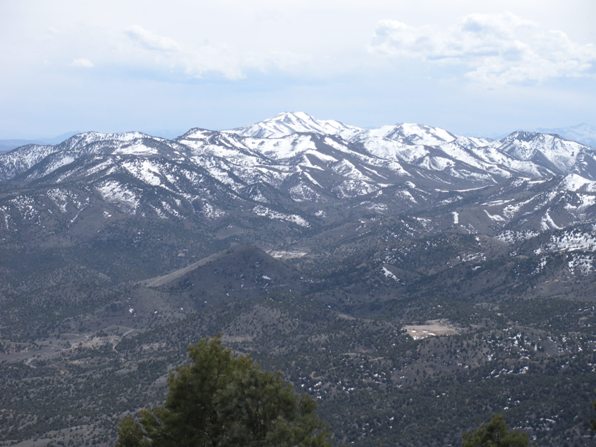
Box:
0, 131, 78, 152
537, 123, 596, 148
0, 139, 33, 152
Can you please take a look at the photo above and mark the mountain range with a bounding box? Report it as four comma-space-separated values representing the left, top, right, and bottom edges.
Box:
1, 112, 594, 237
0, 112, 594, 446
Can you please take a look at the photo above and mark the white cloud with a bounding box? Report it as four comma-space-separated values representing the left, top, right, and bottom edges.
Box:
125, 25, 181, 53
122, 24, 302, 80
370, 12, 596, 84
70, 58, 94, 68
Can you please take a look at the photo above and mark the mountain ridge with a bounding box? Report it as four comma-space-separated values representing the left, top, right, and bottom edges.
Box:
0, 112, 594, 240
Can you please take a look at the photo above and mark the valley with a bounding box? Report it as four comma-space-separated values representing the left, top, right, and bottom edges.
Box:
0, 112, 594, 446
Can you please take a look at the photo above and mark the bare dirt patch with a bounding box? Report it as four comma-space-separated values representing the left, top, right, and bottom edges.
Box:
403, 319, 459, 340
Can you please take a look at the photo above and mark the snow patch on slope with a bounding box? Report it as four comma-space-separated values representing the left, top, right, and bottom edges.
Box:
252, 205, 310, 227
560, 174, 596, 192
536, 230, 596, 254
96, 180, 139, 211
382, 266, 399, 282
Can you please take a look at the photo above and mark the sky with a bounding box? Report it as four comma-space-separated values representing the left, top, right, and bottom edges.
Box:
1, 0, 595, 139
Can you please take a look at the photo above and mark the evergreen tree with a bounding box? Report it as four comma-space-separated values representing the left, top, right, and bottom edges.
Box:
116, 415, 147, 447
462, 414, 529, 447
115, 337, 331, 447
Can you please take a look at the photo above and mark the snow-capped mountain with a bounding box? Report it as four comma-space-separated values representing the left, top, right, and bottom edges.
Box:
363, 122, 457, 146
228, 111, 362, 140
0, 112, 594, 241
498, 131, 591, 175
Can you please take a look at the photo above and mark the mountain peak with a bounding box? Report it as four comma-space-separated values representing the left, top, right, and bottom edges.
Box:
177, 127, 218, 141
228, 111, 362, 139
536, 123, 596, 148
499, 130, 588, 173
365, 122, 456, 146
274, 111, 316, 122
503, 130, 545, 142
65, 131, 150, 148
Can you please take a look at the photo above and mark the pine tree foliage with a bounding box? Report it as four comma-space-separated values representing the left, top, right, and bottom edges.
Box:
462, 414, 529, 447
115, 337, 331, 447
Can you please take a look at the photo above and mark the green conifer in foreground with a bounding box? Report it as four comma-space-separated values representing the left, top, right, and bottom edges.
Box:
116, 337, 331, 447
462, 414, 529, 447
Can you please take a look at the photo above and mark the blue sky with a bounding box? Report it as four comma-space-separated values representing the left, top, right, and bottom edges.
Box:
1, 0, 595, 138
